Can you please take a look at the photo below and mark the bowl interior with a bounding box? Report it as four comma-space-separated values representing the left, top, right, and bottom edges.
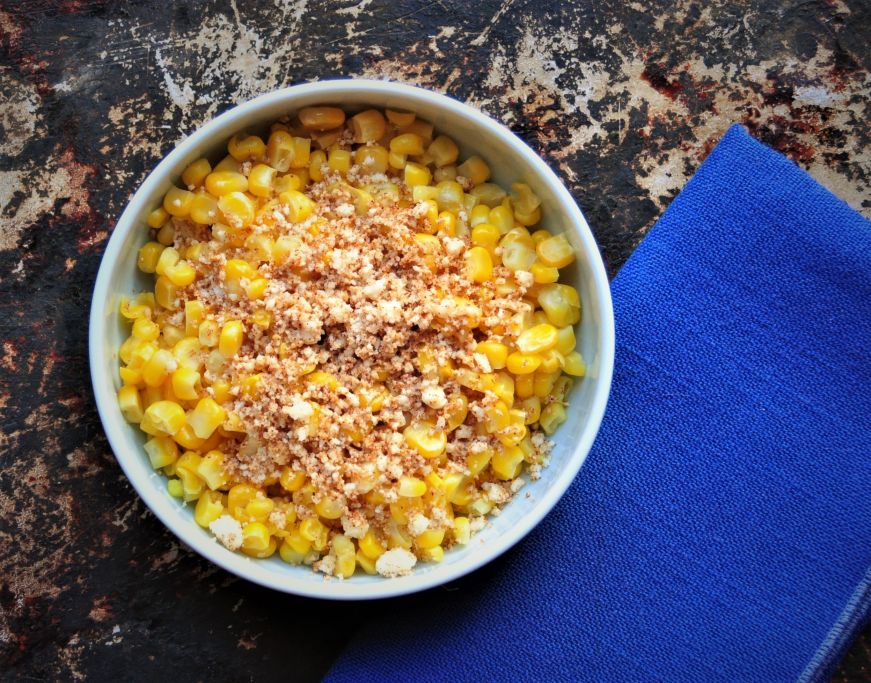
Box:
91, 81, 613, 599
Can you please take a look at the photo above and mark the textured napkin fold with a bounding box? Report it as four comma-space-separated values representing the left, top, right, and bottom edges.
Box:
325, 125, 871, 683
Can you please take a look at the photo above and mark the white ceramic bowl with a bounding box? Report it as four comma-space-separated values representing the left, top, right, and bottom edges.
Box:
89, 79, 614, 600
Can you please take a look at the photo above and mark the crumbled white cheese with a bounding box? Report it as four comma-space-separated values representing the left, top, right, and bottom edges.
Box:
421, 384, 447, 409
341, 514, 369, 539
473, 352, 492, 373
375, 548, 417, 577
408, 513, 430, 536
515, 270, 534, 288
209, 515, 243, 551
313, 554, 336, 576
482, 482, 511, 505
283, 397, 314, 420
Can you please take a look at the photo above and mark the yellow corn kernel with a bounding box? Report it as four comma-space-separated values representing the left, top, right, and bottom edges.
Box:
485, 399, 511, 434
536, 233, 575, 268
299, 106, 345, 131
131, 317, 159, 343
537, 283, 581, 327
194, 490, 224, 527
119, 365, 142, 386
219, 320, 244, 357
506, 352, 541, 375
398, 476, 427, 498
464, 246, 493, 283
141, 385, 164, 410
433, 165, 457, 184
556, 325, 576, 355
435, 180, 463, 213
359, 529, 386, 560
118, 385, 144, 423
187, 397, 226, 439
272, 173, 301, 196
453, 517, 471, 544
241, 277, 267, 300
170, 366, 200, 400
531, 228, 551, 246
425, 135, 458, 167
540, 402, 567, 435
137, 242, 164, 273
147, 207, 169, 229
444, 393, 469, 432
354, 144, 389, 174
247, 163, 276, 198
265, 130, 295, 171
471, 223, 500, 253
491, 371, 515, 406
167, 478, 183, 498
240, 522, 273, 557
385, 108, 415, 126
482, 206, 509, 237
205, 171, 248, 196
533, 370, 560, 398
172, 338, 202, 372
156, 221, 175, 246
356, 550, 377, 575
224, 258, 256, 282
327, 148, 352, 176
467, 448, 493, 477
516, 323, 558, 354
430, 210, 453, 237
163, 186, 195, 217
195, 450, 228, 491
531, 261, 559, 284
501, 241, 537, 272
213, 154, 242, 173
470, 182, 506, 208
290, 137, 311, 169
383, 149, 404, 170
309, 149, 327, 181
165, 260, 196, 288
538, 349, 565, 373
278, 467, 305, 493
448, 479, 475, 506
331, 534, 357, 578
315, 496, 344, 520
563, 351, 586, 376
492, 445, 524, 480
306, 370, 339, 391
390, 132, 425, 156
457, 155, 491, 185
280, 189, 315, 223
468, 205, 489, 227
350, 108, 387, 143
519, 396, 542, 424
403, 421, 447, 459
217, 191, 256, 228
498, 414, 527, 447
140, 400, 186, 436
416, 528, 445, 550
510, 182, 541, 213
180, 300, 204, 338
299, 517, 329, 551
141, 349, 176, 387
228, 133, 266, 162
475, 340, 509, 370
403, 161, 431, 187
515, 373, 535, 399
172, 422, 204, 450
186, 191, 217, 225
181, 158, 212, 188
227, 484, 258, 520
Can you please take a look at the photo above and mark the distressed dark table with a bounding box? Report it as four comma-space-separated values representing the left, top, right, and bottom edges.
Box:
1, 1, 869, 680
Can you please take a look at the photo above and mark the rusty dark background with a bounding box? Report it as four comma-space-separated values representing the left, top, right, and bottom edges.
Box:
0, 0, 869, 680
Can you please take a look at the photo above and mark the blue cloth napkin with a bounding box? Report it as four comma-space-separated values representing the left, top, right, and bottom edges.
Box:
325, 125, 871, 683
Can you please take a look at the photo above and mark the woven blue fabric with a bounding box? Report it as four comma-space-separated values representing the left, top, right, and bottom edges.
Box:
325, 125, 871, 683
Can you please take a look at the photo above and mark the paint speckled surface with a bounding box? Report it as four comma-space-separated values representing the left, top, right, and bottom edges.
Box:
0, 1, 868, 680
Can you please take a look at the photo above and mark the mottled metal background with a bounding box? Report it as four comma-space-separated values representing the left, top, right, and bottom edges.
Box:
0, 0, 868, 680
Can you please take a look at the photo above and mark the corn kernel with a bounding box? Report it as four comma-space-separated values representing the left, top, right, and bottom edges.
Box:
170, 366, 200, 400
219, 320, 244, 357
563, 351, 586, 376
540, 402, 567, 435
356, 550, 377, 574
229, 133, 266, 162
556, 325, 576, 355
194, 490, 224, 527
469, 183, 506, 208
516, 323, 558, 354
533, 370, 560, 398
350, 109, 387, 143
167, 478, 184, 498
181, 158, 212, 188
390, 132, 425, 156
205, 171, 248, 196
457, 155, 491, 185
156, 222, 174, 246
427, 135, 459, 167
299, 106, 345, 131
491, 445, 524, 480
118, 385, 143, 422
332, 534, 357, 578
403, 421, 447, 459
445, 393, 469, 432
531, 261, 559, 284
404, 161, 431, 187
355, 144, 389, 174
315, 496, 344, 520
141, 400, 186, 436
506, 352, 541, 375
309, 149, 327, 181
537, 284, 581, 327
464, 246, 493, 283
299, 517, 329, 551
398, 476, 427, 497
187, 397, 226, 439
328, 148, 352, 175
147, 207, 169, 229
163, 186, 195, 217
240, 522, 273, 557
416, 528, 445, 549
137, 242, 164, 274
280, 189, 315, 223
453, 517, 471, 544
247, 163, 276, 198
536, 232, 575, 268
359, 529, 385, 560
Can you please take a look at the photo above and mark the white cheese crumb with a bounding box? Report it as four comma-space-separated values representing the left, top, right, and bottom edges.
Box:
510, 477, 526, 493
482, 482, 511, 505
473, 352, 492, 373
528, 463, 542, 480
515, 270, 534, 288
313, 554, 336, 576
209, 515, 243, 551
421, 384, 447, 409
469, 516, 487, 532
361, 278, 387, 298
283, 397, 314, 420
444, 237, 465, 256
408, 513, 430, 536
375, 548, 417, 577
341, 514, 369, 539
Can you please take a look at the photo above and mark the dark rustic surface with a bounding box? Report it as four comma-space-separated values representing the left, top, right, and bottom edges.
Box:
1, 0, 869, 680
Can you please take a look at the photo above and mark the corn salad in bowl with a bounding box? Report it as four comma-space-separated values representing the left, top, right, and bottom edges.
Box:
91, 80, 614, 598
116, 103, 586, 579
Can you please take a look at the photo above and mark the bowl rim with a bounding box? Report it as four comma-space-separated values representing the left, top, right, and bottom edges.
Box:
89, 78, 615, 600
